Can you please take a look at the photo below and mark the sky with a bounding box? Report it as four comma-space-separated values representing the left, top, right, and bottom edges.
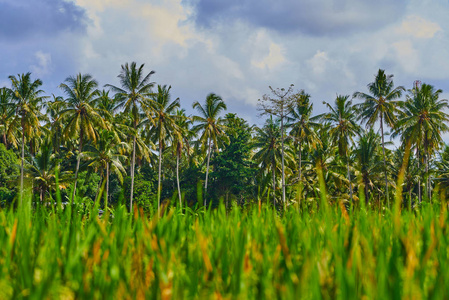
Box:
1, 0, 449, 137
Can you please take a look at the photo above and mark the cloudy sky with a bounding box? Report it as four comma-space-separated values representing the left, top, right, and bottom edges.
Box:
1, 0, 449, 131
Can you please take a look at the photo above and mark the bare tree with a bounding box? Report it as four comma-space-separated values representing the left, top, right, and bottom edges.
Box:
258, 85, 295, 210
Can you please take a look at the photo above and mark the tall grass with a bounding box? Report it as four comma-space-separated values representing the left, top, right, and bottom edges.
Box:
0, 198, 448, 299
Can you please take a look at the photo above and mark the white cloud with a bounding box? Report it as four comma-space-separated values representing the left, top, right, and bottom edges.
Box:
398, 15, 442, 39
30, 51, 52, 77
306, 50, 329, 76
252, 43, 286, 70
392, 40, 419, 73
138, 1, 195, 48
4, 0, 449, 128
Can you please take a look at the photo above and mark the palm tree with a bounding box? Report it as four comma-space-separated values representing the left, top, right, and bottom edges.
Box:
94, 90, 116, 121
83, 129, 128, 208
304, 123, 339, 206
394, 83, 449, 201
320, 95, 361, 202
46, 94, 67, 155
435, 145, 449, 199
26, 139, 69, 203
258, 85, 295, 207
149, 85, 180, 214
105, 62, 155, 212
286, 91, 319, 204
0, 87, 16, 148
8, 73, 47, 205
171, 109, 191, 208
354, 69, 405, 207
59, 73, 106, 202
253, 117, 282, 208
354, 130, 383, 205
192, 93, 229, 206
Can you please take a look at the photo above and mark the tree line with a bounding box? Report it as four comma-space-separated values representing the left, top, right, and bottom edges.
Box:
1, 64, 449, 212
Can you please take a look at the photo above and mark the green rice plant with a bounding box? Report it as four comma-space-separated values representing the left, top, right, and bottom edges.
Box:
0, 193, 448, 299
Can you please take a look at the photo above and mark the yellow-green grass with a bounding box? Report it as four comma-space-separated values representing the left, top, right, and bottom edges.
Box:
0, 200, 448, 299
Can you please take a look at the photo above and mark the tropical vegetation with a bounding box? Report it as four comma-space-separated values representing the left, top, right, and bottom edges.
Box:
1, 66, 449, 298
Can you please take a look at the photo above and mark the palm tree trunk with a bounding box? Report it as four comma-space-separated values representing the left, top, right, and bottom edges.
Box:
425, 143, 431, 202
130, 135, 136, 212
226, 191, 229, 211
176, 148, 182, 209
380, 115, 389, 208
299, 141, 302, 208
417, 149, 421, 203
106, 162, 109, 209
347, 155, 353, 202
71, 130, 83, 203
272, 159, 276, 209
409, 189, 412, 210
425, 151, 430, 202
20, 122, 25, 207
2, 133, 7, 148
158, 142, 162, 215
204, 138, 212, 207
281, 114, 286, 210
365, 178, 369, 206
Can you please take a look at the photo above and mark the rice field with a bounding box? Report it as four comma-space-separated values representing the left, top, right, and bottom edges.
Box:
0, 198, 448, 299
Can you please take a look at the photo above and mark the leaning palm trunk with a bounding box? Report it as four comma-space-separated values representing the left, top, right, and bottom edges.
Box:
176, 148, 182, 209
380, 115, 389, 208
71, 130, 83, 203
204, 138, 212, 207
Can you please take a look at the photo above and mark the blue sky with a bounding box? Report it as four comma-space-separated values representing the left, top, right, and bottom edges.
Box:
1, 0, 449, 134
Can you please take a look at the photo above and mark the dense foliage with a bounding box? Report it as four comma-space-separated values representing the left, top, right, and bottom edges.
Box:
2, 65, 449, 298
1, 66, 449, 210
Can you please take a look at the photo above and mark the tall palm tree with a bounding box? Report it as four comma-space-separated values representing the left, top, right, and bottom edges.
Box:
94, 90, 116, 122
46, 94, 67, 155
26, 139, 69, 203
435, 145, 449, 199
171, 109, 191, 208
286, 91, 319, 203
394, 83, 449, 201
192, 93, 229, 206
304, 123, 339, 206
354, 130, 383, 205
354, 69, 405, 207
105, 62, 155, 212
83, 129, 128, 208
320, 95, 361, 202
0, 87, 16, 148
59, 73, 106, 202
253, 117, 283, 208
149, 85, 180, 214
8, 73, 47, 205
258, 85, 295, 207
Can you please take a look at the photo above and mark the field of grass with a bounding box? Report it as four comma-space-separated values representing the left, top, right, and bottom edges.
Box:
0, 198, 448, 299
